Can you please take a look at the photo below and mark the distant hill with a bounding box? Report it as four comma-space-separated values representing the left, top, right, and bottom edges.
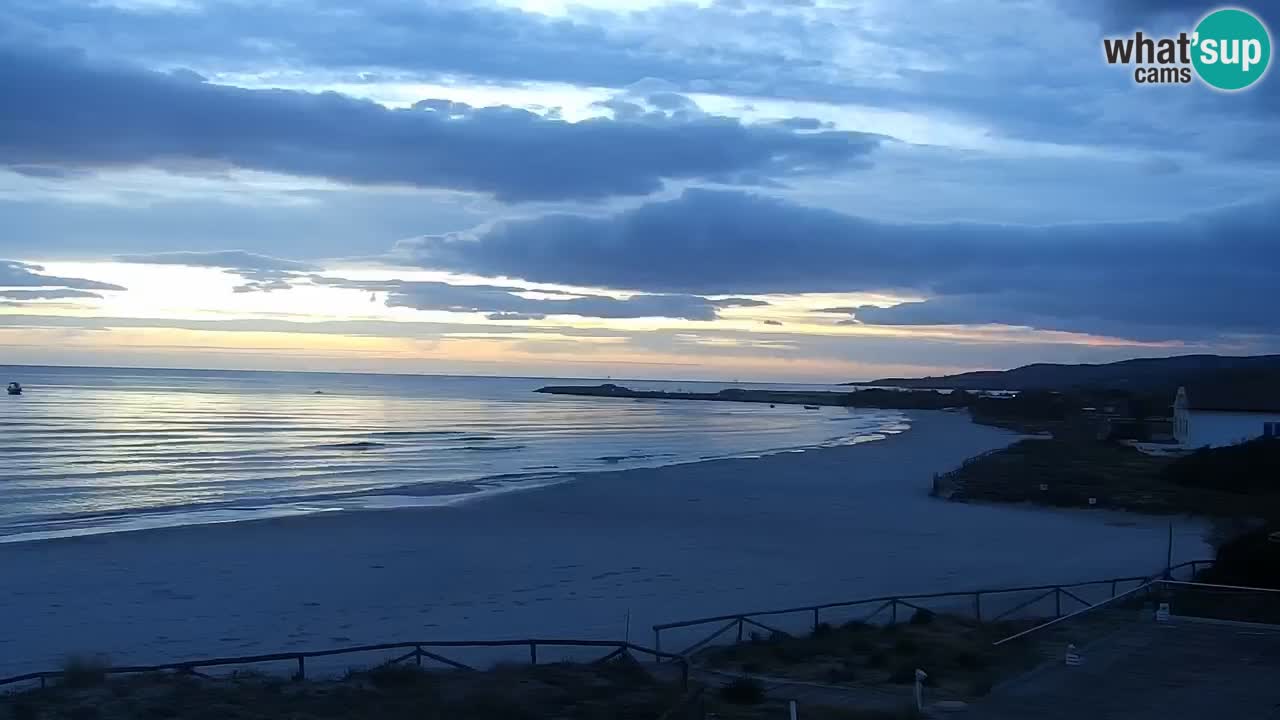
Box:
850, 354, 1280, 393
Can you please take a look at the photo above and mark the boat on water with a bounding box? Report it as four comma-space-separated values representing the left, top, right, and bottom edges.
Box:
803, 405, 820, 410
6, 382, 22, 395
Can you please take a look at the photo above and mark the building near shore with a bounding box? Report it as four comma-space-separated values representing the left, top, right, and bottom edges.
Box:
1174, 383, 1280, 448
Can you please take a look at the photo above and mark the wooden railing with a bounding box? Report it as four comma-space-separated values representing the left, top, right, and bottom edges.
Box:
652, 560, 1212, 659
0, 638, 688, 691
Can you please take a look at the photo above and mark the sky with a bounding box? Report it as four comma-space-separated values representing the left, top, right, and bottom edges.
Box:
1, 0, 1278, 382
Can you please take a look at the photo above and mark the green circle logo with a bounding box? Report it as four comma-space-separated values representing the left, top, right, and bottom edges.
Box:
1192, 8, 1271, 90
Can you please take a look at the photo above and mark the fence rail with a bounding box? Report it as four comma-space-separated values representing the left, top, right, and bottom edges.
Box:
652, 560, 1211, 658
0, 638, 688, 692
990, 572, 1279, 647
2, 562, 1214, 692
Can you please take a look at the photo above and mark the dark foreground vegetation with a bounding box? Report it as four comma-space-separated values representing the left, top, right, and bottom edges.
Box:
697, 611, 1041, 701
0, 658, 936, 720
2, 660, 680, 720
938, 436, 1280, 516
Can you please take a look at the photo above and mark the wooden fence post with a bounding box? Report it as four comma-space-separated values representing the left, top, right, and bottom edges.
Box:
295, 656, 305, 681
1055, 588, 1062, 617
974, 592, 982, 622
529, 642, 537, 665
813, 608, 820, 632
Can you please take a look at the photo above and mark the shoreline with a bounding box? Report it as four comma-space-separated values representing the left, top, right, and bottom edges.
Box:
0, 411, 1208, 677
0, 411, 912, 546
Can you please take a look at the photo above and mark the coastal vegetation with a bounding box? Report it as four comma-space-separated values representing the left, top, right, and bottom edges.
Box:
696, 612, 1042, 701
2, 660, 684, 720
0, 660, 933, 720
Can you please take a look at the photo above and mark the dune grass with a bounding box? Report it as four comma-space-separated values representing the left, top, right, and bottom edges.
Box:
1, 658, 679, 720
697, 612, 1040, 699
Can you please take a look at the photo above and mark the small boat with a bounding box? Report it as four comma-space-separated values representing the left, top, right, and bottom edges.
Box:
803, 405, 820, 410
6, 382, 22, 395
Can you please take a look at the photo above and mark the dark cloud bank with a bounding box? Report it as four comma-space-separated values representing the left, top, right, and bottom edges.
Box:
311, 276, 764, 322
0, 46, 881, 202
404, 189, 1280, 343
0, 260, 125, 302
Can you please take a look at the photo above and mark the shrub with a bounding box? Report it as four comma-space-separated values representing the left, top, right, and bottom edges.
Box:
719, 677, 766, 705
867, 651, 890, 669
952, 650, 988, 670
9, 701, 39, 720
364, 663, 431, 690
909, 608, 935, 626
61, 655, 109, 689
812, 622, 834, 638
826, 664, 858, 683
887, 665, 917, 685
1163, 437, 1280, 494
893, 636, 918, 654
968, 676, 995, 697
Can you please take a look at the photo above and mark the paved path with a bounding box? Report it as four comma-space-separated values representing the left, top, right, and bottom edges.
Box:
970, 618, 1280, 719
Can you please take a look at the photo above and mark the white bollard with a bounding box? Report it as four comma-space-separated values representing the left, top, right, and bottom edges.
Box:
789, 699, 798, 720
915, 669, 928, 713
1065, 643, 1082, 666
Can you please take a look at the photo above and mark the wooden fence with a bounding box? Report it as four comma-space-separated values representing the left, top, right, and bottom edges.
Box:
652, 560, 1212, 659
0, 638, 688, 691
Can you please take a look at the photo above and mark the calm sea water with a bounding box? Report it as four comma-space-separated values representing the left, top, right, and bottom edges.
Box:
0, 366, 907, 542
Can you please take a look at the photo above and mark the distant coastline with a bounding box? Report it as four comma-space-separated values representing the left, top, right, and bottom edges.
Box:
535, 382, 971, 410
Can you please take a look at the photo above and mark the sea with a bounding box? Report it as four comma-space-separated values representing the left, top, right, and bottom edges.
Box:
0, 365, 908, 543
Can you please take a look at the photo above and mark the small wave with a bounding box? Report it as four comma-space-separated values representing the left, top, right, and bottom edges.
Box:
368, 431, 467, 438
462, 444, 526, 452
320, 442, 387, 450
596, 452, 677, 464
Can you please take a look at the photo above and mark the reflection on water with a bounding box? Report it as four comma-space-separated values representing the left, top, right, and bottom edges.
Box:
0, 366, 907, 541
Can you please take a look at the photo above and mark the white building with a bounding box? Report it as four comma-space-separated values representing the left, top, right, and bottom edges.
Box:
1174, 384, 1280, 448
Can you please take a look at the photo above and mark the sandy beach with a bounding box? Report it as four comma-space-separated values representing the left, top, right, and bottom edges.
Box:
0, 411, 1208, 677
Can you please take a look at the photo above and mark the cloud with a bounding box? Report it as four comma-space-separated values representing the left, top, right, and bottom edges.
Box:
1077, 0, 1221, 28
401, 188, 1280, 342
0, 259, 125, 291
485, 312, 548, 321
0, 45, 883, 203
0, 288, 102, 300
312, 276, 755, 321
0, 0, 858, 104
115, 250, 318, 273
116, 250, 320, 292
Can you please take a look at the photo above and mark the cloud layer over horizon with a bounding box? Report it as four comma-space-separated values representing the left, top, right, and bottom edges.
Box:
1, 0, 1278, 379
